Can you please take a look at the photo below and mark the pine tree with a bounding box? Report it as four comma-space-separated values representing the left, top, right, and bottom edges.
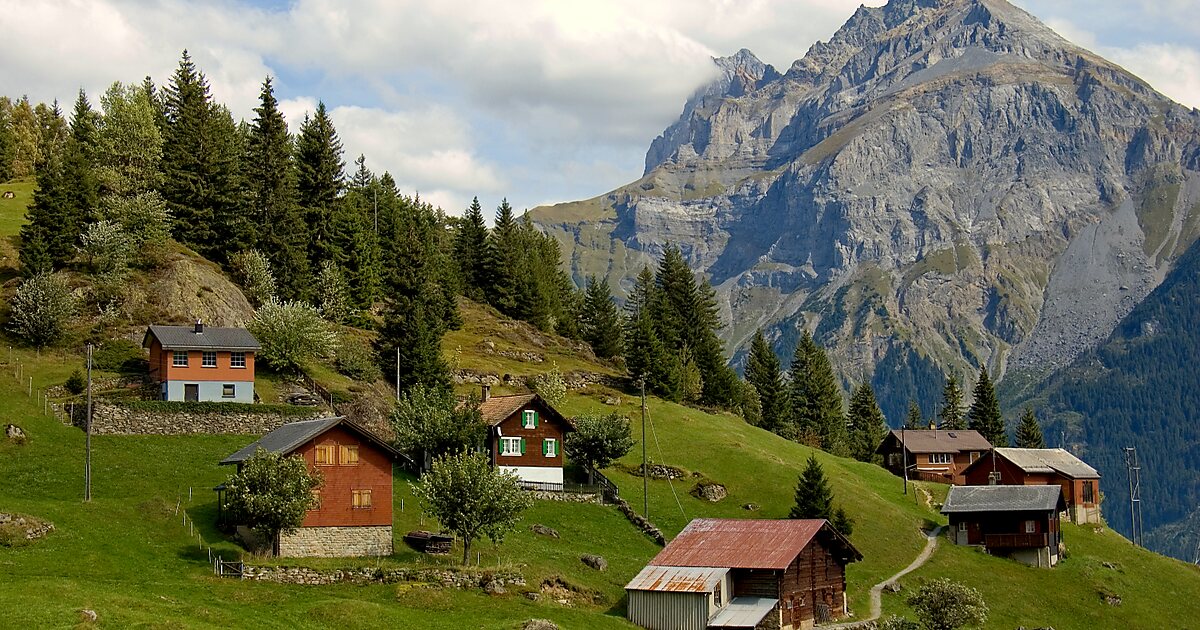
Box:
904, 400, 926, 430
938, 375, 967, 430
580, 275, 623, 359
247, 77, 309, 300
790, 454, 833, 520
296, 101, 344, 268
746, 330, 790, 435
1015, 407, 1045, 449
20, 103, 70, 272
453, 197, 492, 301
487, 199, 520, 314
967, 367, 1006, 446
140, 75, 168, 134
790, 331, 848, 454
847, 382, 888, 463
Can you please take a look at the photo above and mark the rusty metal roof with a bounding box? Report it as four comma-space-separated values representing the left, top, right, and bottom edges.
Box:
624, 565, 728, 593
649, 518, 861, 570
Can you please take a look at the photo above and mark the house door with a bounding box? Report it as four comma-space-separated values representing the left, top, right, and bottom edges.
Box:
184, 384, 199, 402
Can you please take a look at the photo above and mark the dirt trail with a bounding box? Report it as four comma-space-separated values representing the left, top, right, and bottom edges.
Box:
823, 525, 943, 629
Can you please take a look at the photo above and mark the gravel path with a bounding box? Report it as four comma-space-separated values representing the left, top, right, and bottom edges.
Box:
823, 525, 944, 629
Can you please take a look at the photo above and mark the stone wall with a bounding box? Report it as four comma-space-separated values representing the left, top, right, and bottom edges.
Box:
242, 564, 526, 591
528, 490, 601, 504
452, 369, 620, 390
77, 401, 323, 435
278, 525, 393, 558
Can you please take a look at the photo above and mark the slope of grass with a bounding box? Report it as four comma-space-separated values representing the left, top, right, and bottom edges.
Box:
0, 178, 34, 237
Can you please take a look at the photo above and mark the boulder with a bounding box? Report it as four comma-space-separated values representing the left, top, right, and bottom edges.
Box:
580, 554, 608, 571
79, 609, 97, 623
691, 482, 727, 502
5, 424, 26, 443
742, 503, 760, 511
523, 620, 558, 630
883, 582, 902, 593
530, 523, 560, 539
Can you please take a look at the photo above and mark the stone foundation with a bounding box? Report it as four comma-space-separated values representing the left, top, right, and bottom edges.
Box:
278, 526, 393, 558
76, 401, 322, 435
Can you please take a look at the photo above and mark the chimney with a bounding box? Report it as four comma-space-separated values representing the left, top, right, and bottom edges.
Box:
481, 384, 491, 402
194, 319, 204, 334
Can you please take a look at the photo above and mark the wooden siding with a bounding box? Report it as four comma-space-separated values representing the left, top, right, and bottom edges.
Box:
780, 538, 847, 627
963, 454, 1101, 522
732, 568, 780, 598
297, 426, 393, 528
882, 444, 985, 485
149, 345, 256, 383
489, 401, 566, 469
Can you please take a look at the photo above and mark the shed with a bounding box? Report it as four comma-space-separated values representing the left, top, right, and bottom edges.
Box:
625, 566, 732, 630
942, 485, 1066, 568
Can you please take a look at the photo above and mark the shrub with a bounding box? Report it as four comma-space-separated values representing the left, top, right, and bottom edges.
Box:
230, 249, 277, 307
336, 339, 382, 382
316, 261, 353, 324
248, 299, 338, 373
78, 219, 132, 277
92, 338, 146, 373
527, 364, 567, 407
907, 578, 988, 630
223, 449, 321, 551
879, 616, 921, 630
7, 272, 76, 347
65, 369, 87, 395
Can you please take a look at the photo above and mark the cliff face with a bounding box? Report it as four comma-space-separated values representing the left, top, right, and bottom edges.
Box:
534, 0, 1200, 404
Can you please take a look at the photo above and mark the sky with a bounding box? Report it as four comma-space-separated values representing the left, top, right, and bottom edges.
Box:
2, 0, 1198, 216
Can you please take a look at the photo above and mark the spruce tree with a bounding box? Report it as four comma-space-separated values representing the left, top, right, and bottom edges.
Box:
967, 367, 1006, 446
1015, 407, 1046, 449
19, 104, 70, 273
847, 382, 888, 463
938, 375, 967, 430
904, 400, 926, 430
487, 199, 520, 314
453, 197, 492, 301
247, 77, 309, 300
580, 275, 623, 359
790, 331, 848, 454
746, 330, 790, 435
0, 97, 12, 182
296, 101, 344, 268
790, 454, 833, 520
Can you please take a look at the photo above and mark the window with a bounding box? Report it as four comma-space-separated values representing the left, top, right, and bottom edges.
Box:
1083, 480, 1095, 504
501, 436, 523, 456
314, 444, 335, 466
222, 383, 235, 398
929, 453, 952, 465
714, 583, 722, 608
1025, 520, 1037, 534
958, 520, 968, 532
521, 410, 538, 429
970, 451, 980, 462
173, 351, 188, 367
309, 490, 321, 511
340, 444, 359, 466
542, 438, 557, 458
230, 352, 246, 368
202, 351, 217, 368
352, 489, 372, 508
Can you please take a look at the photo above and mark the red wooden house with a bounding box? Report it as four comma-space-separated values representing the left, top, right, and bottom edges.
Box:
961, 447, 1102, 525
143, 321, 260, 403
219, 417, 406, 557
942, 485, 1065, 568
875, 429, 992, 484
626, 518, 862, 630
478, 386, 573, 488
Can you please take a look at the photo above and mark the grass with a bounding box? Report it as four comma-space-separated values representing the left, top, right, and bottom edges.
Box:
0, 178, 34, 237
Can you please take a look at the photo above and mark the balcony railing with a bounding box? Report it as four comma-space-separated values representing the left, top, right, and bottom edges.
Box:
985, 533, 1048, 549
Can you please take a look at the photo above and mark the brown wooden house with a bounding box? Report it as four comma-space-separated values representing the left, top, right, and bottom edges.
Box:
942, 485, 1065, 568
875, 429, 992, 484
478, 386, 573, 489
219, 417, 407, 557
961, 448, 1102, 524
626, 518, 862, 630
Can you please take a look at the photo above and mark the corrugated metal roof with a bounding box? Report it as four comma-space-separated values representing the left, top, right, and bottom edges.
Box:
144, 325, 261, 350
942, 485, 1064, 514
877, 429, 992, 454
707, 597, 780, 628
624, 565, 728, 593
650, 518, 860, 570
220, 417, 407, 465
994, 448, 1100, 479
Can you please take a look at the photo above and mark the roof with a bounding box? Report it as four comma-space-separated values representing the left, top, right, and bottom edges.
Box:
988, 448, 1100, 479
144, 325, 261, 351
876, 429, 992, 454
942, 485, 1065, 514
649, 518, 862, 570
220, 417, 406, 465
476, 393, 574, 431
624, 565, 728, 593
707, 597, 781, 628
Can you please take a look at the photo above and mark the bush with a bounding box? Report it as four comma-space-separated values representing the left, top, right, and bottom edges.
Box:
907, 578, 988, 630
65, 370, 86, 395
92, 339, 146, 373
336, 339, 382, 382
230, 249, 277, 307
248, 299, 338, 373
879, 616, 921, 630
7, 272, 76, 347
527, 364, 567, 407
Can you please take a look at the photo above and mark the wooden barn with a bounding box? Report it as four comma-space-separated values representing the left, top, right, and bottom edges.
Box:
219, 417, 406, 557
626, 518, 862, 630
942, 485, 1065, 568
961, 447, 1102, 525
875, 429, 992, 484
478, 386, 573, 488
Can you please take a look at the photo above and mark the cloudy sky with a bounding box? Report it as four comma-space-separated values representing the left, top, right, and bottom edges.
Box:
2, 0, 1198, 215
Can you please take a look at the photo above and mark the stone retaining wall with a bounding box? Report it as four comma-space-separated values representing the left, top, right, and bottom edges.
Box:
528, 490, 601, 504
613, 498, 666, 545
242, 564, 526, 591
452, 369, 620, 390
278, 526, 393, 558
77, 402, 323, 435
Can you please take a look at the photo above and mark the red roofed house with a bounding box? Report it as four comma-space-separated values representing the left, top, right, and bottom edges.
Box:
625, 518, 862, 630
477, 386, 573, 488
961, 448, 1102, 525
219, 417, 407, 557
875, 429, 992, 485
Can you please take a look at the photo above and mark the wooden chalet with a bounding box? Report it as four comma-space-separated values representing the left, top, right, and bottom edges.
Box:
942, 485, 1065, 568
961, 448, 1102, 525
218, 417, 407, 557
478, 386, 573, 489
875, 429, 992, 484
626, 518, 862, 630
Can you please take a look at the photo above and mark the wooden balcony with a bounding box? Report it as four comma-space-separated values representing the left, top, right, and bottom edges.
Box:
985, 533, 1048, 549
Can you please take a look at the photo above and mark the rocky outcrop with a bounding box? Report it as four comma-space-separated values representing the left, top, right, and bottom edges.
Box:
535, 0, 1200, 405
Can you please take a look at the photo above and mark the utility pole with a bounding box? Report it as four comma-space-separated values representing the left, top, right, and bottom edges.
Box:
901, 426, 908, 495
1124, 447, 1143, 547
85, 343, 93, 502
373, 187, 378, 234
395, 346, 401, 402
641, 378, 648, 520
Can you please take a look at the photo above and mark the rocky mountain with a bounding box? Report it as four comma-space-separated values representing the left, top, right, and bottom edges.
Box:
533, 0, 1200, 423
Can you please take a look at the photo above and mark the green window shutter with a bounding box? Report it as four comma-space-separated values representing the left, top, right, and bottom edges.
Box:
533, 410, 539, 428
542, 440, 548, 455
520, 438, 526, 455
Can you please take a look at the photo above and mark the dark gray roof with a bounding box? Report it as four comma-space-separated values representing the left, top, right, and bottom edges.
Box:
942, 485, 1064, 514
144, 325, 261, 351
877, 429, 992, 454
220, 417, 406, 465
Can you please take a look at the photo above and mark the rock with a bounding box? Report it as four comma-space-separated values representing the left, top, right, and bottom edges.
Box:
524, 592, 541, 602
742, 503, 760, 511
79, 609, 97, 622
581, 554, 608, 571
1102, 561, 1118, 570
602, 396, 622, 406
531, 523, 560, 538
522, 620, 558, 630
483, 579, 506, 595
691, 482, 727, 502
883, 582, 901, 593
5, 424, 26, 444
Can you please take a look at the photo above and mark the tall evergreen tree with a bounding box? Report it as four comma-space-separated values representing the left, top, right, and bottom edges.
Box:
847, 382, 888, 463
623, 267, 673, 396
789, 331, 848, 454
487, 199, 520, 314
0, 97, 13, 182
746, 330, 790, 434
332, 172, 382, 308
1015, 407, 1046, 449
247, 77, 309, 299
904, 400, 926, 430
967, 367, 1006, 446
19, 102, 70, 273
453, 197, 492, 301
580, 275, 623, 359
295, 101, 344, 268
938, 375, 967, 430
790, 454, 833, 520
140, 75, 167, 134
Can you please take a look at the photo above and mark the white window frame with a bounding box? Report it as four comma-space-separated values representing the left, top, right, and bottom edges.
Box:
521, 410, 537, 429
543, 438, 557, 457
929, 452, 952, 465
201, 351, 218, 368
172, 350, 188, 367
958, 520, 968, 532
221, 383, 235, 398
230, 352, 246, 368
1025, 520, 1037, 534
501, 436, 522, 456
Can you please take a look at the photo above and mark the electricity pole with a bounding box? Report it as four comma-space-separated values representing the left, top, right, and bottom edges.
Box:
641, 378, 648, 520
901, 426, 908, 495
85, 343, 93, 502
1124, 447, 1143, 547
395, 347, 401, 402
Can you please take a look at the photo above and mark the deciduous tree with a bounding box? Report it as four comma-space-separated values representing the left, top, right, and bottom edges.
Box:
906, 578, 988, 630
390, 386, 485, 467
249, 299, 338, 372
6, 272, 76, 347
565, 412, 636, 483
222, 448, 321, 555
